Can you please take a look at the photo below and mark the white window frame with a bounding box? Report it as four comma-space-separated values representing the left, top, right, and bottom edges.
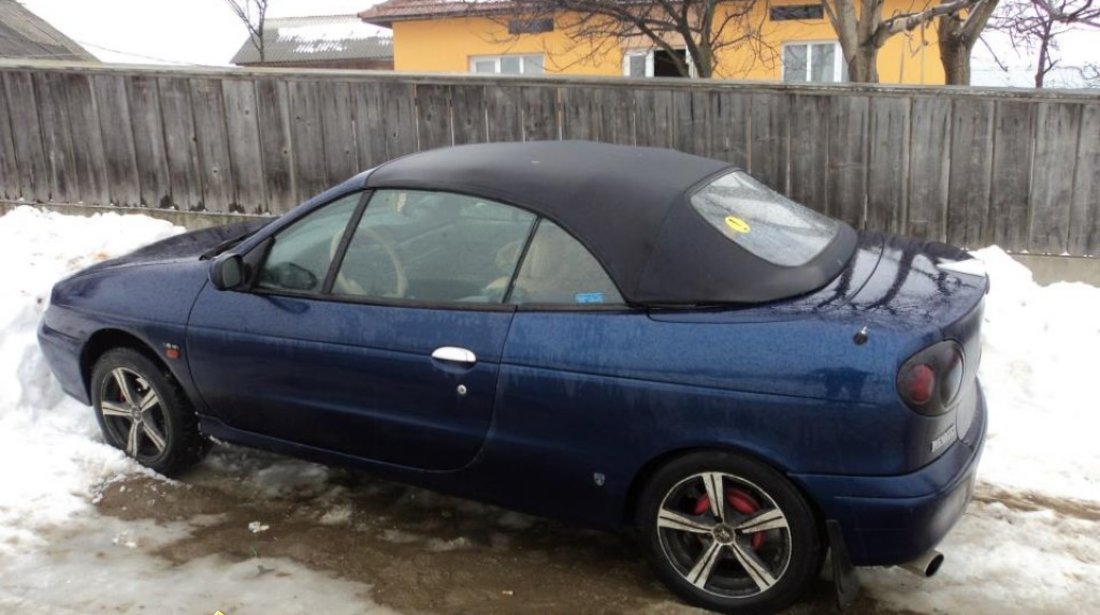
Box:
621, 48, 697, 78
780, 41, 846, 83
468, 54, 544, 75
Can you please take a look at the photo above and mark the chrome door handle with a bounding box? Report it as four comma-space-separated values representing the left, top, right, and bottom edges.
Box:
431, 346, 477, 365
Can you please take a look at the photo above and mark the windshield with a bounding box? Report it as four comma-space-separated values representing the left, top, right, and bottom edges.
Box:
690, 171, 839, 267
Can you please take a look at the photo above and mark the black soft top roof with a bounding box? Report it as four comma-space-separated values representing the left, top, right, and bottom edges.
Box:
366, 141, 856, 305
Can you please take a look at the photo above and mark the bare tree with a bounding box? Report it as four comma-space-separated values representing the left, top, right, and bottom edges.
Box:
225, 0, 271, 63
938, 0, 1000, 84
469, 0, 771, 78
821, 0, 999, 83
989, 0, 1100, 87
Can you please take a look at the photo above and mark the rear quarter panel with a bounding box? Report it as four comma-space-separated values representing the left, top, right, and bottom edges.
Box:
480, 309, 919, 527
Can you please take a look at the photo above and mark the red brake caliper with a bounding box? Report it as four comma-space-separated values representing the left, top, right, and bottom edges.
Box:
695, 488, 766, 550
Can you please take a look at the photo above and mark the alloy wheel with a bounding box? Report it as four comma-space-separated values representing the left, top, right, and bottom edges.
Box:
98, 367, 169, 461
656, 472, 792, 599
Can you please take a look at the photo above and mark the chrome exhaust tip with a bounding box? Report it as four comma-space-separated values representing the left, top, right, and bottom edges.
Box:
900, 549, 944, 578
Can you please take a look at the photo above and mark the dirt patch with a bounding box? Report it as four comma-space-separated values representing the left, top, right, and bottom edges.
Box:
974, 484, 1100, 522
94, 447, 903, 615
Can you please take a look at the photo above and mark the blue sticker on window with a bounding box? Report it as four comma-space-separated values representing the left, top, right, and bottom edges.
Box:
574, 292, 605, 304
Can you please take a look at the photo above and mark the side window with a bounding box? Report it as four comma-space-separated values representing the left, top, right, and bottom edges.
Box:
256, 193, 361, 293
511, 220, 623, 305
332, 189, 535, 303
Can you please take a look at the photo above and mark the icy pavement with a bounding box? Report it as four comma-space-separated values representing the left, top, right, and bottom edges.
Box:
1, 205, 1098, 614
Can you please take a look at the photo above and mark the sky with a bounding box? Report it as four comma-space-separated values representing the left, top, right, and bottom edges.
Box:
15, 0, 1098, 87
20, 0, 380, 66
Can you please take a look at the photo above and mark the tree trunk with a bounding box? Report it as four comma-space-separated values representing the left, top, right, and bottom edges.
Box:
939, 37, 971, 85
847, 46, 880, 82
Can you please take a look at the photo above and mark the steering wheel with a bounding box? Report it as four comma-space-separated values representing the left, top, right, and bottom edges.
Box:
329, 226, 408, 298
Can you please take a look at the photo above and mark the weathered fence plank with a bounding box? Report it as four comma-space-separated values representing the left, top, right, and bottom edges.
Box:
1069, 104, 1100, 256
415, 83, 452, 153
126, 75, 171, 208
908, 97, 951, 242
988, 100, 1036, 249
827, 95, 868, 225
788, 95, 829, 213
709, 91, 748, 167
484, 85, 523, 143
63, 73, 110, 206
866, 97, 910, 235
157, 77, 204, 211
520, 86, 559, 141
379, 81, 417, 158
350, 81, 387, 170
1028, 103, 1080, 254
1, 63, 1098, 256
674, 90, 710, 157
254, 78, 295, 214
4, 71, 49, 200
749, 92, 788, 193
560, 86, 597, 141
32, 72, 77, 203
190, 78, 235, 212
223, 79, 268, 214
633, 88, 674, 149
946, 98, 994, 248
93, 74, 140, 206
0, 76, 19, 200
596, 87, 634, 145
321, 81, 361, 184
287, 79, 328, 203
450, 84, 487, 145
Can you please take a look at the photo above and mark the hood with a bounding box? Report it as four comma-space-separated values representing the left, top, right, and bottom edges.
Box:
78, 219, 271, 276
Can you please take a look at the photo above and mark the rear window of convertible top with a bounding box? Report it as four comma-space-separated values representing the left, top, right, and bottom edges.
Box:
689, 170, 840, 267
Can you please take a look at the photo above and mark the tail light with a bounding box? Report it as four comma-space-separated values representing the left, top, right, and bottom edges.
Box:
898, 341, 965, 415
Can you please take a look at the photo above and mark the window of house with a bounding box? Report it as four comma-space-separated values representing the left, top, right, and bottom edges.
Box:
622, 48, 692, 78
508, 18, 554, 35
770, 5, 825, 20
510, 220, 623, 305
469, 54, 544, 75
782, 42, 846, 83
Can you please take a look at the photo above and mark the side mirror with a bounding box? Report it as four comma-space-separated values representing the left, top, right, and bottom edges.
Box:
210, 253, 246, 291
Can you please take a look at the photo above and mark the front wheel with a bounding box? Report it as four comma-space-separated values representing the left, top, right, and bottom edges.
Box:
637, 451, 822, 615
91, 347, 208, 476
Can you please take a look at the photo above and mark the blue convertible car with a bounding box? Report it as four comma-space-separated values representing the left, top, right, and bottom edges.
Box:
40, 141, 986, 614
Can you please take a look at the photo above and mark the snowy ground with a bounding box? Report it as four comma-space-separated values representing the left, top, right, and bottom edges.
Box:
1, 205, 1097, 614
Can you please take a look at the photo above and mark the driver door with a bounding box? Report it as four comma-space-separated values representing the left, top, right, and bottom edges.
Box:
186, 189, 535, 471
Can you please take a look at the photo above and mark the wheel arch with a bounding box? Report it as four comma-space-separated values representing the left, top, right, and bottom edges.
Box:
622, 445, 828, 537
80, 328, 169, 398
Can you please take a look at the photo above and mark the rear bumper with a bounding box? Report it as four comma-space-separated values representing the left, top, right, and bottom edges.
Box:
793, 383, 986, 566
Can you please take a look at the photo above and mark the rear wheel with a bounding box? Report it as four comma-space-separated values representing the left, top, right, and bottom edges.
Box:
637, 451, 822, 614
91, 348, 208, 476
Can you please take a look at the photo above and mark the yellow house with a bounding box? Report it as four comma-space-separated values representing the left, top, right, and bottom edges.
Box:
359, 0, 946, 84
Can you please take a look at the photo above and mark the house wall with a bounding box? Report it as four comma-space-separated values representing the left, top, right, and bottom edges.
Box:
390, 0, 945, 84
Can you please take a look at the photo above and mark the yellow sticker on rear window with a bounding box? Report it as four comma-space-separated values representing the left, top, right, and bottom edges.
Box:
724, 216, 750, 234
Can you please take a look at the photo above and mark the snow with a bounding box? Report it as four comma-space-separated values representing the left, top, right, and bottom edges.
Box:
969, 246, 1100, 502
0, 205, 1098, 613
0, 206, 389, 613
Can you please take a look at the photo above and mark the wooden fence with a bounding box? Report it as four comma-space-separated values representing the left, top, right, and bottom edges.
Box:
1, 60, 1098, 255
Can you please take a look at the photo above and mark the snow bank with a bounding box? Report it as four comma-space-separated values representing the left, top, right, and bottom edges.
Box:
0, 207, 181, 551
972, 246, 1100, 502
0, 207, 385, 613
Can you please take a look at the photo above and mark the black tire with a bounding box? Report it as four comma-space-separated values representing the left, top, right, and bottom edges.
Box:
90, 347, 209, 476
637, 451, 822, 615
